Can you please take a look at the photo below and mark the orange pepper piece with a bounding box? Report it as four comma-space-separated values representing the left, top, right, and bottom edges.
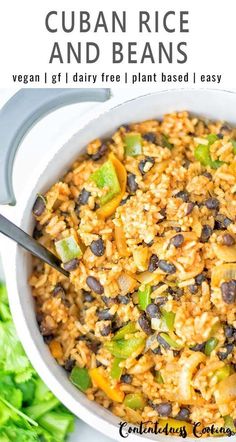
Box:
89, 368, 124, 403
96, 153, 127, 219
49, 341, 63, 359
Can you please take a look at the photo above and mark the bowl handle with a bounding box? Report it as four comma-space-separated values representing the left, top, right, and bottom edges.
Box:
0, 88, 111, 205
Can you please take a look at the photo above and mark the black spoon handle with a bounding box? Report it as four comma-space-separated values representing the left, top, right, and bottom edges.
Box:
0, 214, 69, 277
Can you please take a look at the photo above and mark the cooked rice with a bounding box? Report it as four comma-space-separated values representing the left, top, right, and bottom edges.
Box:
30, 112, 236, 436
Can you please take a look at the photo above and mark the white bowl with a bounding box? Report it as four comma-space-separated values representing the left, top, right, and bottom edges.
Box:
4, 89, 236, 442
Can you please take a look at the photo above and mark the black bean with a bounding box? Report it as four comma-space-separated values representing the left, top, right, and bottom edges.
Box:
117, 294, 130, 305
217, 344, 234, 361
200, 225, 212, 243
202, 172, 212, 180
64, 359, 76, 372
43, 334, 55, 344
120, 374, 133, 384
183, 159, 190, 169
154, 296, 167, 306
205, 197, 220, 210
138, 313, 152, 335
190, 342, 206, 353
146, 303, 161, 318
143, 132, 156, 143
90, 143, 108, 161
169, 234, 184, 248
217, 133, 224, 139
221, 280, 236, 304
36, 312, 43, 324
154, 402, 172, 417
97, 309, 114, 321
157, 334, 171, 350
100, 324, 111, 336
102, 296, 118, 306
138, 157, 155, 175
120, 195, 131, 206
220, 124, 232, 133
87, 340, 101, 354
170, 287, 184, 301
214, 214, 232, 230
127, 173, 138, 193
32, 195, 46, 216
33, 225, 43, 240
78, 188, 91, 205
63, 258, 79, 272
90, 238, 105, 257
148, 254, 159, 272
159, 208, 166, 219
39, 322, 54, 337
174, 190, 189, 202
173, 350, 181, 357
195, 273, 206, 285
86, 276, 104, 294
52, 283, 65, 297
175, 408, 190, 422
188, 284, 198, 294
151, 346, 162, 355
222, 234, 235, 246
185, 202, 195, 216
224, 324, 235, 339
83, 290, 94, 303
158, 260, 176, 274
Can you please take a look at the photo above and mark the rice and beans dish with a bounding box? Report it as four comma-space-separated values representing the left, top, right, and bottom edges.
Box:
30, 112, 236, 436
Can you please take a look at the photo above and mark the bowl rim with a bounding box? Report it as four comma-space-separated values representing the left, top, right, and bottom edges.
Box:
4, 88, 236, 442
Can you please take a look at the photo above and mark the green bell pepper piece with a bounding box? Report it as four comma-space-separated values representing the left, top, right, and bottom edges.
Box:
154, 370, 164, 384
124, 393, 146, 410
205, 337, 219, 356
214, 365, 233, 383
207, 134, 219, 145
55, 236, 82, 263
194, 134, 224, 169
70, 367, 91, 392
223, 415, 236, 432
231, 139, 236, 154
91, 159, 121, 205
162, 134, 173, 150
124, 133, 142, 156
138, 285, 151, 311
105, 336, 145, 359
110, 358, 123, 380
113, 322, 137, 341
159, 333, 181, 350
161, 310, 175, 332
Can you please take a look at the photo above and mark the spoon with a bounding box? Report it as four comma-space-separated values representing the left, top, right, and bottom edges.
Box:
0, 214, 69, 277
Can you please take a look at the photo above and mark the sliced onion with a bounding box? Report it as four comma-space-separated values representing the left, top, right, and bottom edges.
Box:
135, 271, 160, 284
213, 243, 236, 262
117, 273, 137, 295
214, 373, 236, 404
179, 352, 206, 401
133, 246, 148, 271
211, 263, 236, 287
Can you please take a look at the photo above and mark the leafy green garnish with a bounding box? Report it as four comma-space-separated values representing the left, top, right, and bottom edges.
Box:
0, 282, 75, 441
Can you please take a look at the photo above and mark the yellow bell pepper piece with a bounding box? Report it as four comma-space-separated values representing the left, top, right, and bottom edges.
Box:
97, 153, 127, 219
89, 368, 124, 402
158, 418, 193, 435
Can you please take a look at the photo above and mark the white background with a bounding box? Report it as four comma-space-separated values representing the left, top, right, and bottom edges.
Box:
0, 0, 235, 90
